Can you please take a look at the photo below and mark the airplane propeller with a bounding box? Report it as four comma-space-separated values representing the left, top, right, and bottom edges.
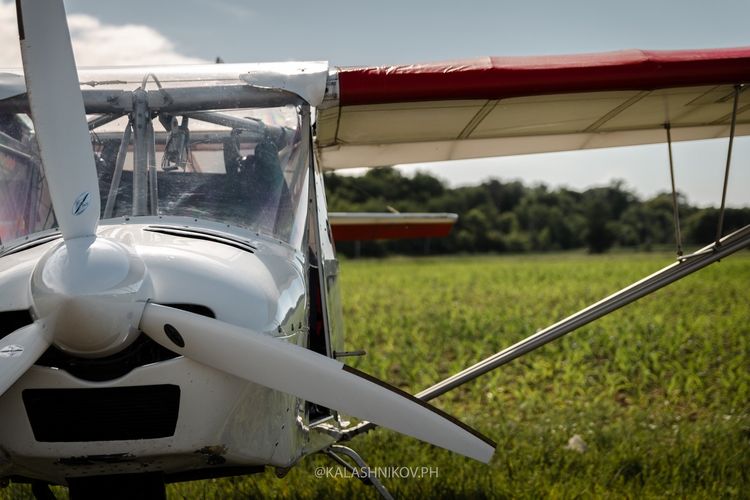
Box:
17, 0, 100, 240
0, 0, 149, 397
139, 303, 496, 463
0, 321, 50, 397
0, 0, 496, 464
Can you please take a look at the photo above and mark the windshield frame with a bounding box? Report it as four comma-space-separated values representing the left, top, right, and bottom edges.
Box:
0, 74, 315, 252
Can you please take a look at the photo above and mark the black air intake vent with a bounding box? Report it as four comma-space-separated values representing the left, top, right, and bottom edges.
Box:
162, 303, 216, 318
23, 385, 180, 442
0, 310, 33, 340
35, 333, 180, 381
144, 225, 256, 254
34, 305, 211, 381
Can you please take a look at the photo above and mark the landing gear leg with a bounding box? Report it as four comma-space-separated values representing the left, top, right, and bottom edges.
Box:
67, 472, 165, 500
324, 444, 393, 500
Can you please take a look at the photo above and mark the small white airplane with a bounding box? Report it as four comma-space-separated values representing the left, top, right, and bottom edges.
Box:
0, 1, 748, 498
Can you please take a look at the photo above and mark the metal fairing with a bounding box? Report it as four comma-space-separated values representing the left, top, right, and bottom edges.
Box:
0, 219, 339, 482
311, 158, 345, 358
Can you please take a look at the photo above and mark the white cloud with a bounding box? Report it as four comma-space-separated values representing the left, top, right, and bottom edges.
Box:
0, 2, 206, 67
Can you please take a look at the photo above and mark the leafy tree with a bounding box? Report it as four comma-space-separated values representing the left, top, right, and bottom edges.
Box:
323, 168, 749, 257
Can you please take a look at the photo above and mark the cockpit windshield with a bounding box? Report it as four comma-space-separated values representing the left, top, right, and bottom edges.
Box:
0, 67, 311, 250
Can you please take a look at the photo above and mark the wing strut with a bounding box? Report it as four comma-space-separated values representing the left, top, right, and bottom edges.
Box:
716, 84, 743, 245
664, 123, 683, 257
341, 223, 750, 441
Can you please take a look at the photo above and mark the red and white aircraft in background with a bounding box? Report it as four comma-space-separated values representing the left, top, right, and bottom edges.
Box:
0, 1, 747, 498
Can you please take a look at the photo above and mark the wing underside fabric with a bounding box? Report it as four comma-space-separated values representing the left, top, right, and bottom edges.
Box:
316, 47, 750, 169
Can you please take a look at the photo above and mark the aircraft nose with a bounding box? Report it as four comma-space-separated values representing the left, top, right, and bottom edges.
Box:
30, 237, 152, 358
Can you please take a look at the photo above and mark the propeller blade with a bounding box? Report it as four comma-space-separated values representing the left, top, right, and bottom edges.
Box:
16, 0, 100, 240
0, 321, 51, 397
140, 303, 495, 463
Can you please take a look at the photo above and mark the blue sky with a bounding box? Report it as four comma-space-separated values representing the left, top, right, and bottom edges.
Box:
13, 1, 750, 205
64, 0, 750, 66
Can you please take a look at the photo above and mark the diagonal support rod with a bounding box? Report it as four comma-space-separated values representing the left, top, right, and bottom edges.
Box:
715, 84, 742, 245
342, 224, 750, 440
664, 123, 683, 256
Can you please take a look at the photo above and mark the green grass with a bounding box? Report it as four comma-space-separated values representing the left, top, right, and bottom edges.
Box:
4, 252, 749, 499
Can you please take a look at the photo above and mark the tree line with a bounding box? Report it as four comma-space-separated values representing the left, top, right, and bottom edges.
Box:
324, 168, 750, 256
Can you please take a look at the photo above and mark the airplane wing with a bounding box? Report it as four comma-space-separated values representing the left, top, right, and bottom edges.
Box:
329, 212, 457, 241
316, 47, 750, 169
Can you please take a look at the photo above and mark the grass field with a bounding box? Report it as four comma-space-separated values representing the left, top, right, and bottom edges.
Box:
4, 252, 749, 499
